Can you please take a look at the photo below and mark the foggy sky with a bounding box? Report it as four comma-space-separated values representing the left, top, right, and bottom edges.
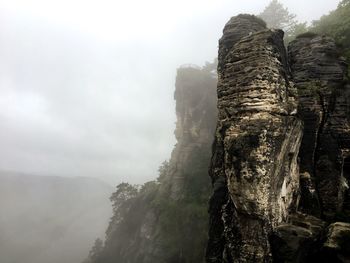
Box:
0, 0, 340, 185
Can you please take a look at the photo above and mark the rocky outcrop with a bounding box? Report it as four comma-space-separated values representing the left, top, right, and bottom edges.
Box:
207, 15, 302, 262
270, 213, 326, 262
207, 15, 350, 263
218, 14, 267, 73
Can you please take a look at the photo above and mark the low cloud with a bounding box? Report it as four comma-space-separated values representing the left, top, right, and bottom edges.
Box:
0, 0, 339, 185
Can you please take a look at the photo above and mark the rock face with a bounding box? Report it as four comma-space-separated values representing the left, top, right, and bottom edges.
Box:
207, 15, 350, 263
207, 15, 302, 262
218, 14, 267, 73
168, 66, 218, 199
289, 35, 350, 221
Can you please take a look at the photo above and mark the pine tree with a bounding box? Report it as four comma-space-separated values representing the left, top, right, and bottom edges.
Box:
259, 0, 297, 30
258, 0, 306, 42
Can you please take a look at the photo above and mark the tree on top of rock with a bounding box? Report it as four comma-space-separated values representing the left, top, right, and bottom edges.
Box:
259, 0, 297, 30
258, 0, 307, 42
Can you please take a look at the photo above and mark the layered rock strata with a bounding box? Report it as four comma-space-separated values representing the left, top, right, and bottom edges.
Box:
207, 15, 302, 262
289, 35, 350, 221
218, 14, 267, 73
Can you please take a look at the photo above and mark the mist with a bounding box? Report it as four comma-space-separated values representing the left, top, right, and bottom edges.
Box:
0, 170, 113, 263
0, 0, 339, 185
0, 1, 342, 263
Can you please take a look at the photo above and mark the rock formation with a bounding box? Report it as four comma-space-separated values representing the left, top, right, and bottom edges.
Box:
289, 34, 350, 221
207, 15, 302, 262
85, 63, 217, 263
167, 65, 218, 199
207, 15, 350, 263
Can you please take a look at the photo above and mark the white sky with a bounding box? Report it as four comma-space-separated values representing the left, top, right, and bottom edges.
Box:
0, 0, 340, 185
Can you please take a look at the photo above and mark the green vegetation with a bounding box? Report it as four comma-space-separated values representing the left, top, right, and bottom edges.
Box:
312, 0, 350, 45
86, 149, 210, 263
259, 0, 350, 60
259, 0, 297, 30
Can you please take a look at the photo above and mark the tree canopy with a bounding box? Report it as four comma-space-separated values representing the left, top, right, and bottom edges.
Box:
259, 0, 297, 30
312, 0, 350, 62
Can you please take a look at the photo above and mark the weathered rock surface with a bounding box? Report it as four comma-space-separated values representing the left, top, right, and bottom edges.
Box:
207, 15, 302, 262
207, 15, 350, 263
289, 35, 350, 221
271, 213, 326, 262
218, 14, 267, 73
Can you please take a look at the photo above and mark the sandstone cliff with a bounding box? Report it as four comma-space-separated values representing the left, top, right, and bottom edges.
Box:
207, 15, 302, 262
85, 63, 217, 263
289, 34, 350, 221
206, 14, 350, 263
